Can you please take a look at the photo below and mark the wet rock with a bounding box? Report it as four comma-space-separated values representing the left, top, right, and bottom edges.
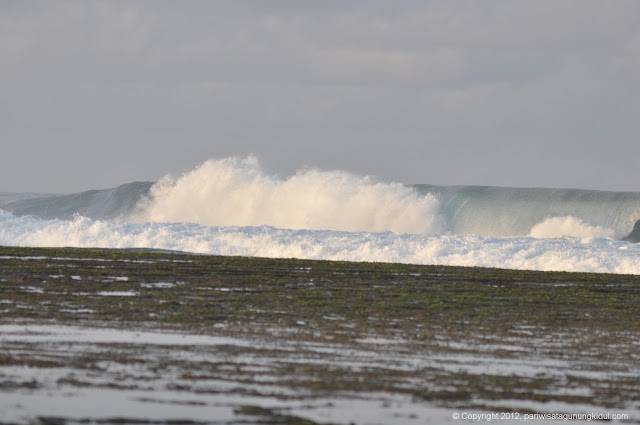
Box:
623, 219, 640, 243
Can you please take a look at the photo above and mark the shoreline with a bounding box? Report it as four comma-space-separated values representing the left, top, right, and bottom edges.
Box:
1, 246, 639, 424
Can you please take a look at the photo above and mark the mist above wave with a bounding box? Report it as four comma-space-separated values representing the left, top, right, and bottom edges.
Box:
133, 156, 443, 234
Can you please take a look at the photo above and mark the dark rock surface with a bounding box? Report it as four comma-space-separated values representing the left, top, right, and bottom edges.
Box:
623, 219, 640, 242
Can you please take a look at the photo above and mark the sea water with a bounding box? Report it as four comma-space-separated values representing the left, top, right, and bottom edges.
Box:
1, 156, 639, 274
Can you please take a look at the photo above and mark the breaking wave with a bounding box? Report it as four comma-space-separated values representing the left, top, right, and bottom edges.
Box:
414, 184, 640, 238
3, 157, 639, 239
133, 156, 443, 234
529, 216, 616, 239
2, 156, 640, 274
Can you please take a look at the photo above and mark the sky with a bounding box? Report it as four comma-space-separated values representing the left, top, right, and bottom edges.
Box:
1, 1, 639, 193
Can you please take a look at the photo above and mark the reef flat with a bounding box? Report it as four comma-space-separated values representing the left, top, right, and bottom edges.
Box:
1, 246, 639, 424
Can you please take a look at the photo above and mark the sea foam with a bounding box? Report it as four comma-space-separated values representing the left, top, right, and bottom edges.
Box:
1, 211, 639, 274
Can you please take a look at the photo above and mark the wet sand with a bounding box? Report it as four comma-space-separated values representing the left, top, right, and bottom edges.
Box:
1, 246, 639, 424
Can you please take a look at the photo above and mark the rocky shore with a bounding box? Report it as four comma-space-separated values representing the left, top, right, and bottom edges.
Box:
1, 246, 639, 424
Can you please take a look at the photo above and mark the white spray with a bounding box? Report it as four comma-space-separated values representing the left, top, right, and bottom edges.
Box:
528, 216, 617, 239
134, 156, 443, 234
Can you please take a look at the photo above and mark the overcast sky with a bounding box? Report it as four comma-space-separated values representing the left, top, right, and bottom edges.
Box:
1, 1, 639, 193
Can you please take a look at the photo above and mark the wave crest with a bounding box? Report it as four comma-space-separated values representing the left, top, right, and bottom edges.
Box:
134, 156, 443, 234
528, 216, 617, 239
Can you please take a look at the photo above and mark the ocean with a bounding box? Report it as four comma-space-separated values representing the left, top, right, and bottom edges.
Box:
1, 156, 639, 274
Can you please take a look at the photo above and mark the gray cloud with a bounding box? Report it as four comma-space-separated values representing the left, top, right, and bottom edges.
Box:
1, 1, 639, 192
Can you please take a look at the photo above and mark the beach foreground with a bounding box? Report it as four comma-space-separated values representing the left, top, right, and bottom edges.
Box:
1, 246, 639, 424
